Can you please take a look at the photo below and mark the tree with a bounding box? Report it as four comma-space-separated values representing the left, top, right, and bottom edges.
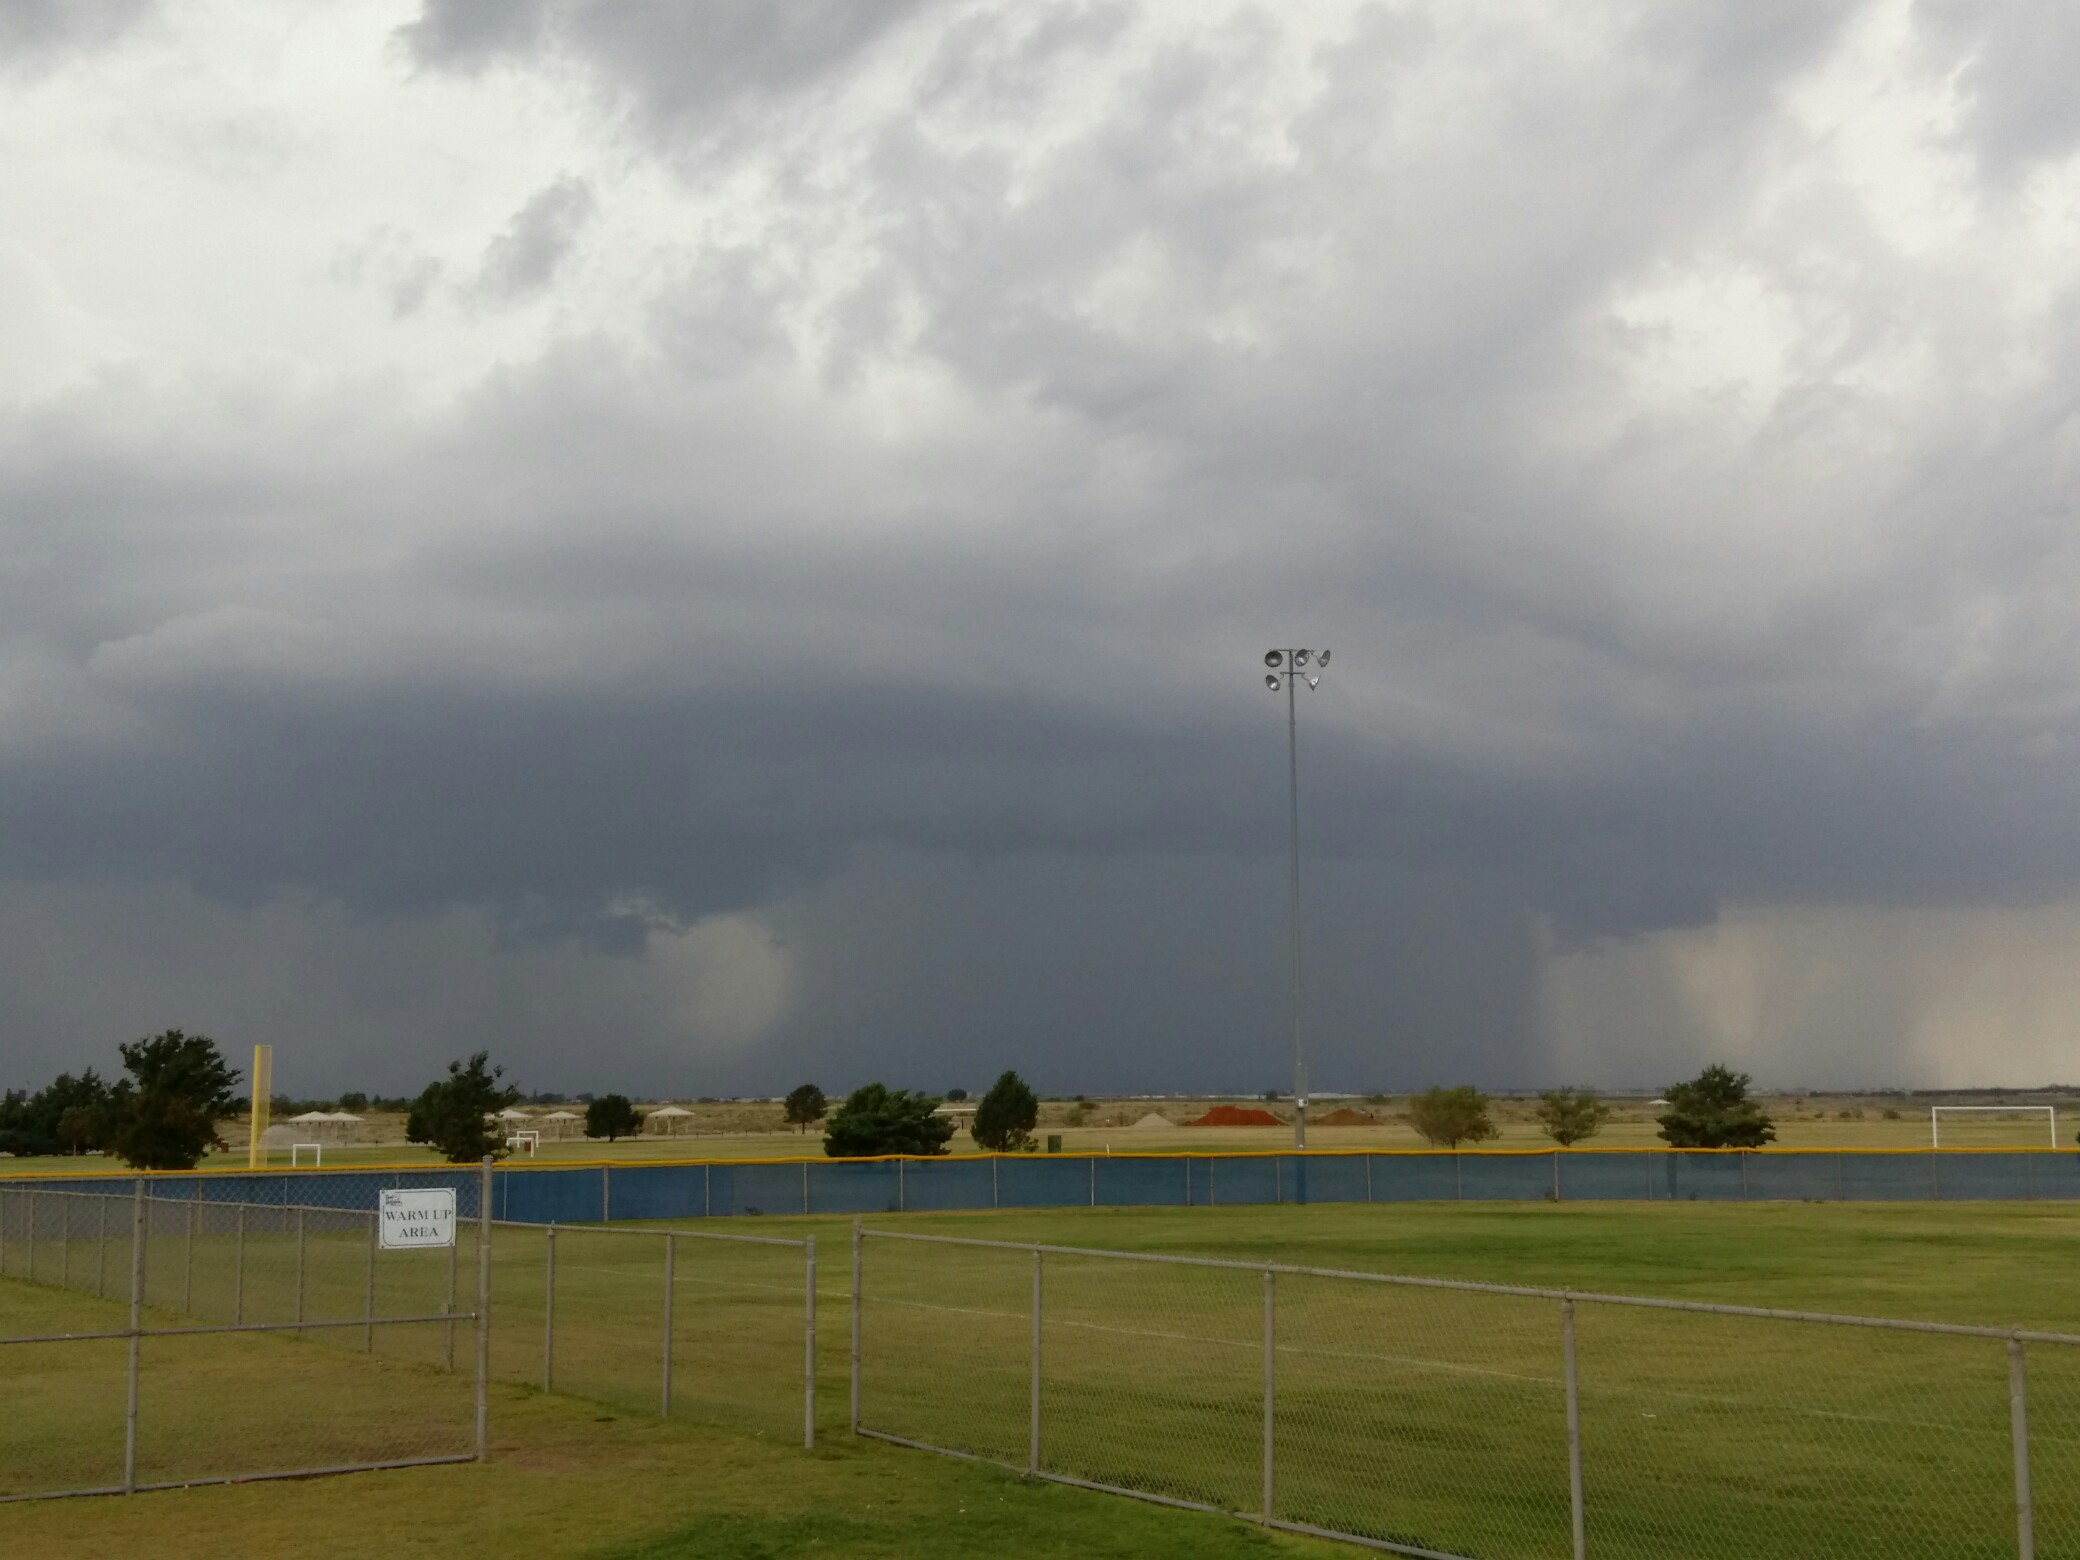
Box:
1658, 1065, 1776, 1149
336, 1090, 370, 1113
944, 1087, 968, 1102
784, 1084, 827, 1134
585, 1094, 643, 1142
0, 1071, 114, 1156
104, 1031, 239, 1170
406, 1052, 520, 1163
1405, 1085, 1499, 1148
823, 1084, 955, 1158
1536, 1088, 1610, 1147
971, 1070, 1039, 1153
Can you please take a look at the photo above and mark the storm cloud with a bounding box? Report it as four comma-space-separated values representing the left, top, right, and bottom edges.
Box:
5, 0, 2080, 1097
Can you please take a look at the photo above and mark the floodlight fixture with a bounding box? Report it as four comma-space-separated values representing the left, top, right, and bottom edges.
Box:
1264, 649, 1283, 668
1266, 673, 1280, 690
1296, 649, 1310, 666
1318, 649, 1331, 666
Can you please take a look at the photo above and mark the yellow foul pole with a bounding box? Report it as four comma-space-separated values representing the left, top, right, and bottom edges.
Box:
248, 1044, 273, 1169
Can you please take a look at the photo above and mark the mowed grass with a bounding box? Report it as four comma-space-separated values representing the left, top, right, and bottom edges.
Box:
8, 1199, 2080, 1559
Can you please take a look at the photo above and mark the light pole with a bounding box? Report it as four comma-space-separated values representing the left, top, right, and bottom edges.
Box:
1263, 646, 1328, 1150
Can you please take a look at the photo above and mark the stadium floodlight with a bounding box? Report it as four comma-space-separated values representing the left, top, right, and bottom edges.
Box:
1261, 646, 1333, 1150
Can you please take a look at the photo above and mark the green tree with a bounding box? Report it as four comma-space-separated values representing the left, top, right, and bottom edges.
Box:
1535, 1087, 1610, 1146
336, 1091, 370, 1113
585, 1094, 643, 1142
784, 1084, 827, 1134
1405, 1085, 1499, 1148
0, 1070, 114, 1156
971, 1070, 1039, 1153
1657, 1064, 1776, 1149
104, 1031, 239, 1170
406, 1052, 520, 1163
822, 1084, 955, 1158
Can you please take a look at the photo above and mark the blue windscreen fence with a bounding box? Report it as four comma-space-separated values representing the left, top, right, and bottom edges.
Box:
9, 1149, 2080, 1222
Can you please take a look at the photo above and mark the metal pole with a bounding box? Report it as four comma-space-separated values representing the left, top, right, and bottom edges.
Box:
184, 1182, 198, 1312
543, 1226, 557, 1389
445, 1227, 458, 1372
123, 1180, 144, 1494
294, 1208, 306, 1336
1563, 1297, 1586, 1560
803, 1236, 817, 1449
661, 1233, 675, 1416
1262, 1268, 1276, 1521
2011, 1335, 2036, 1560
234, 1205, 246, 1325
97, 1194, 109, 1298
850, 1221, 863, 1434
61, 1191, 73, 1290
363, 1211, 378, 1351
802, 1160, 809, 1216
1030, 1247, 1043, 1475
475, 1156, 492, 1460
1286, 667, 1305, 1151
27, 1188, 36, 1280
601, 1165, 610, 1221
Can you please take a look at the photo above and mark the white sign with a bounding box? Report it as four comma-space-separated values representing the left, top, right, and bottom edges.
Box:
378, 1188, 457, 1250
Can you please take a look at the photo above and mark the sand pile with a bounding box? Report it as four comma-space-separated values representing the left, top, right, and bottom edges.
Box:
1313, 1107, 1378, 1126
1188, 1104, 1285, 1127
1130, 1112, 1174, 1129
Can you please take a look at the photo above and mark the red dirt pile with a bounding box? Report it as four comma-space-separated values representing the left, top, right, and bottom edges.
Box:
1313, 1107, 1378, 1126
1188, 1104, 1286, 1127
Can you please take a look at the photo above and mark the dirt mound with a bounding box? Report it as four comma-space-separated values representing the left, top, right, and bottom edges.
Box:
1131, 1112, 1174, 1129
1188, 1104, 1286, 1127
1313, 1107, 1378, 1127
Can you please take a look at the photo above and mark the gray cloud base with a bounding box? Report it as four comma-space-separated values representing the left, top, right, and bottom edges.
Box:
4, 1, 2080, 1095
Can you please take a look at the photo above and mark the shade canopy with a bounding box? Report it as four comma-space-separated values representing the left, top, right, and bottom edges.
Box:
539, 1110, 581, 1120
646, 1105, 694, 1117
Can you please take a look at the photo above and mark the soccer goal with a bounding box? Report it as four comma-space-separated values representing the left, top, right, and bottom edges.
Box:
1929, 1106, 2059, 1148
290, 1141, 323, 1167
506, 1130, 540, 1157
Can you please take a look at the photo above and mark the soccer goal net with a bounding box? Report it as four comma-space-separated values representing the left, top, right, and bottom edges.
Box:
1929, 1106, 2059, 1148
290, 1141, 323, 1166
506, 1130, 541, 1157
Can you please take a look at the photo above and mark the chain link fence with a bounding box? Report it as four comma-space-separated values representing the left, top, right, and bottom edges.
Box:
487, 1220, 815, 1446
0, 1173, 817, 1503
853, 1227, 2079, 1560
0, 1175, 488, 1500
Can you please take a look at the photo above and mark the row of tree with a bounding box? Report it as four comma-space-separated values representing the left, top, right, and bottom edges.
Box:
0, 1039, 1784, 1170
1404, 1066, 1777, 1149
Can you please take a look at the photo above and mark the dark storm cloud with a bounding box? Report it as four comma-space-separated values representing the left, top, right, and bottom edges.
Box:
471, 177, 597, 303
0, 0, 151, 69
399, 0, 953, 136
6, 0, 2080, 1093
1919, 0, 2080, 175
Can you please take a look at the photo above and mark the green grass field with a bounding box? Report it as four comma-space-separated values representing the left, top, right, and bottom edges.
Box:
6, 1199, 2079, 1558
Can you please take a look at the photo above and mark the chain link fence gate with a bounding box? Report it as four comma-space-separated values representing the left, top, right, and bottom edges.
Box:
851, 1226, 2080, 1560
0, 1170, 489, 1501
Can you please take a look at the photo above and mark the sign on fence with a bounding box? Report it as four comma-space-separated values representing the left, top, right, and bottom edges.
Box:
378, 1187, 457, 1248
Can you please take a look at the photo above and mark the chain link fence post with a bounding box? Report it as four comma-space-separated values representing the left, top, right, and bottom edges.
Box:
233, 1203, 246, 1324
1563, 1295, 1586, 1560
851, 1221, 863, 1435
444, 1226, 459, 1371
183, 1182, 199, 1313
1029, 1245, 1043, 1475
475, 1155, 491, 1461
660, 1231, 675, 1417
2010, 1333, 2035, 1560
96, 1193, 109, 1298
294, 1206, 307, 1336
363, 1210, 378, 1351
803, 1235, 816, 1449
123, 1179, 144, 1494
543, 1225, 557, 1390
1261, 1267, 1276, 1524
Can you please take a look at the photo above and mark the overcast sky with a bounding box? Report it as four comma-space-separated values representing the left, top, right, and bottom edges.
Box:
5, 0, 2080, 1098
